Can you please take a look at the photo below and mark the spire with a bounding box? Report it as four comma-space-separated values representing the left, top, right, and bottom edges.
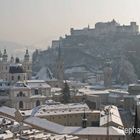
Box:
82, 107, 87, 128
25, 49, 29, 55
0, 51, 2, 61
0, 50, 2, 58
58, 41, 61, 60
3, 49, 7, 55
10, 56, 14, 63
56, 40, 64, 86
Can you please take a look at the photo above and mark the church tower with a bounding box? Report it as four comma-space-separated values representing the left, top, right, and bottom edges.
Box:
0, 50, 2, 60
2, 49, 8, 62
10, 56, 14, 63
24, 49, 30, 62
56, 42, 64, 88
103, 61, 112, 88
23, 49, 32, 80
0, 49, 9, 81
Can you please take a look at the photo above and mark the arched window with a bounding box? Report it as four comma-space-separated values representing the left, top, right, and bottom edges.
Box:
35, 89, 39, 95
19, 101, 23, 109
19, 91, 23, 97
18, 75, 20, 81
36, 100, 40, 107
17, 91, 25, 97
11, 76, 14, 80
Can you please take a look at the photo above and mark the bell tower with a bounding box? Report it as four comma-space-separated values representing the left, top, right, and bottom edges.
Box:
104, 61, 112, 88
23, 49, 32, 80
2, 49, 8, 62
10, 56, 14, 63
24, 49, 30, 62
56, 42, 64, 88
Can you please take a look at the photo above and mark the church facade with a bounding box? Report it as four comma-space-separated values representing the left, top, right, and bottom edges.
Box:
0, 49, 51, 110
0, 49, 32, 84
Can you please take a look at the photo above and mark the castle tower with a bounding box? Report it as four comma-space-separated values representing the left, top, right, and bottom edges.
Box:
2, 49, 8, 62
104, 61, 112, 88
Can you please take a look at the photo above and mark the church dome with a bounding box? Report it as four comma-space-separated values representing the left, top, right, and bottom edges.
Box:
9, 64, 25, 74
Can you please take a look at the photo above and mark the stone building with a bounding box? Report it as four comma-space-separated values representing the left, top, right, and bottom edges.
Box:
0, 50, 51, 110
6, 80, 51, 110
70, 19, 139, 37
32, 103, 100, 127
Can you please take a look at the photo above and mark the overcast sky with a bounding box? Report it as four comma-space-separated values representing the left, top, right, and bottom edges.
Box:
0, 0, 140, 50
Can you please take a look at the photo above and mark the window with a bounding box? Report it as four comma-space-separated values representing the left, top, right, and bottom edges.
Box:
18, 91, 25, 97
18, 75, 20, 81
36, 100, 40, 107
19, 101, 23, 109
11, 76, 14, 80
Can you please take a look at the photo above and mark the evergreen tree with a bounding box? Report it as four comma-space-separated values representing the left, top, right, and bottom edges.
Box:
62, 82, 70, 103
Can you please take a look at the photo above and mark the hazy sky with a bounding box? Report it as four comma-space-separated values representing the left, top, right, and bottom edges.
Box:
0, 0, 140, 50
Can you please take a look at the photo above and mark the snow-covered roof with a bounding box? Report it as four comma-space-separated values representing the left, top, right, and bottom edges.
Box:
24, 117, 125, 136
62, 126, 125, 136
100, 105, 123, 127
0, 130, 13, 139
24, 117, 64, 134
0, 106, 125, 137
0, 106, 16, 118
32, 103, 90, 116
26, 80, 51, 88
13, 80, 51, 89
51, 87, 62, 92
79, 87, 109, 95
109, 89, 128, 95
35, 66, 55, 81
65, 67, 88, 74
